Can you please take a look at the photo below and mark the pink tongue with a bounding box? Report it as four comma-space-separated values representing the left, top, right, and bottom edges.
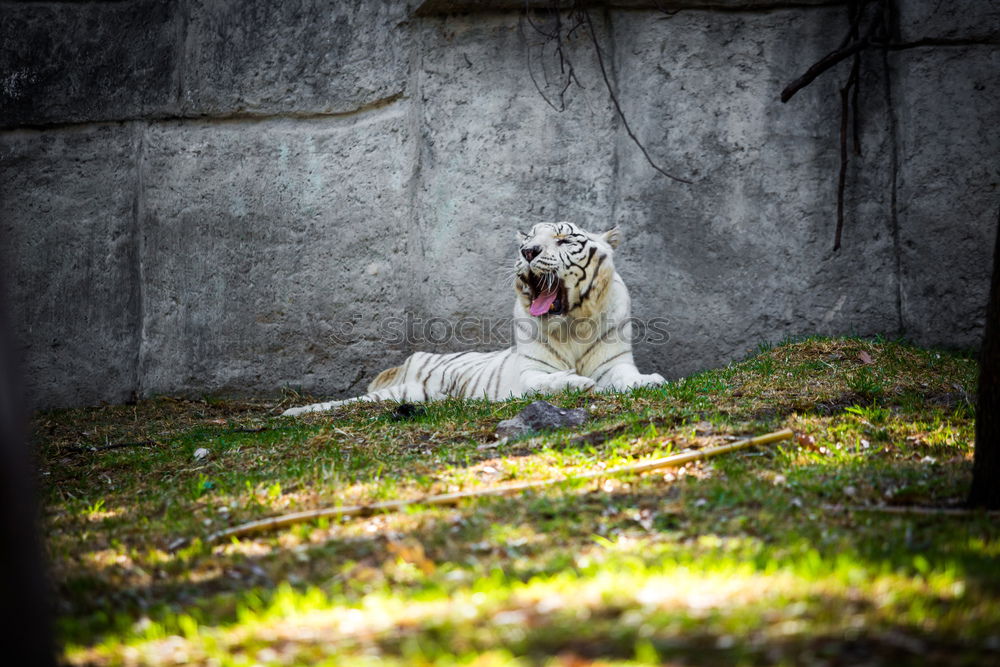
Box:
529, 289, 558, 316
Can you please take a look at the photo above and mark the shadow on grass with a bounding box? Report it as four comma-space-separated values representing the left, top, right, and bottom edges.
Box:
55, 458, 1000, 665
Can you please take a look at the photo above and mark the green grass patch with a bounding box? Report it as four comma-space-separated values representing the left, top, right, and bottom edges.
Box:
34, 337, 998, 665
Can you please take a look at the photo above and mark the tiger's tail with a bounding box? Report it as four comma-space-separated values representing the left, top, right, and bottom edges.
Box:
367, 364, 403, 392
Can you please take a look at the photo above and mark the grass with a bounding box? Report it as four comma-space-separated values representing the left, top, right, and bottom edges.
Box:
33, 336, 999, 666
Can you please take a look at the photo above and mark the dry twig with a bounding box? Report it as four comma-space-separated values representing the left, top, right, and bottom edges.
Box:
195, 428, 793, 547
823, 504, 1000, 518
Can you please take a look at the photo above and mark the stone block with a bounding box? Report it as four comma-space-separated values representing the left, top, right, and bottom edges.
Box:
892, 46, 1000, 348
412, 12, 619, 331
138, 101, 416, 398
182, 0, 414, 116
0, 125, 140, 408
0, 1, 180, 128
415, 0, 839, 15
610, 7, 899, 377
897, 0, 1000, 43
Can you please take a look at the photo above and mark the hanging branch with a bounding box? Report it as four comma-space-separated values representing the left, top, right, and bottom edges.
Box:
520, 0, 899, 229
581, 10, 693, 184
781, 0, 892, 251
521, 8, 582, 112
835, 54, 862, 251
520, 1, 692, 184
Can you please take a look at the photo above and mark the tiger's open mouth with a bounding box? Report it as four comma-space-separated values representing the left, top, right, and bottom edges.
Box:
525, 272, 567, 317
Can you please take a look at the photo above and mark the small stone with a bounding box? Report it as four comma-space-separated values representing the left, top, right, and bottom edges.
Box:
390, 403, 425, 420
495, 400, 589, 438
193, 447, 210, 461
167, 537, 188, 552
494, 419, 527, 439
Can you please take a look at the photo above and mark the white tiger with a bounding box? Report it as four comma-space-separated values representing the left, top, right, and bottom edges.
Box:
282, 222, 665, 416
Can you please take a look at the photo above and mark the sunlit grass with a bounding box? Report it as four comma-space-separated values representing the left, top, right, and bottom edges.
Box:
35, 336, 998, 665
67, 543, 984, 666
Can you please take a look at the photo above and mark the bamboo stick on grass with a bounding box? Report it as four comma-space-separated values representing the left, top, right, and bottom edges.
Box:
200, 428, 794, 546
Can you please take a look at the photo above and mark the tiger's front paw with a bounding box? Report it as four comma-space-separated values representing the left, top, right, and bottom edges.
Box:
634, 372, 666, 388
531, 370, 596, 395
601, 371, 667, 392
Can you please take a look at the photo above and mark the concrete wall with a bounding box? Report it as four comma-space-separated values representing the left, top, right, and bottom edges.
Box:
2, 0, 998, 409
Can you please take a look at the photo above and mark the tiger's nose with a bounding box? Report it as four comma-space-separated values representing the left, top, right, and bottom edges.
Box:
521, 245, 542, 262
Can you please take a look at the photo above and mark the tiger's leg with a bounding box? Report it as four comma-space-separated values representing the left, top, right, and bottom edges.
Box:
282, 382, 436, 416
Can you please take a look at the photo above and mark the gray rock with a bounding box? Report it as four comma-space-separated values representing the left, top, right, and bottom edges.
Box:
0, 125, 141, 409
3, 1, 1000, 409
611, 7, 899, 379
0, 1, 180, 128
137, 104, 416, 398
891, 46, 1000, 349
496, 400, 589, 439
415, 0, 839, 14
181, 0, 413, 117
897, 0, 1000, 43
409, 12, 618, 326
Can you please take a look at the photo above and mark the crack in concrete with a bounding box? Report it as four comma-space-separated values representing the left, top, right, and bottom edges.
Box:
882, 37, 1000, 49
174, 0, 191, 114
403, 25, 426, 365
605, 6, 623, 231
130, 121, 147, 400
881, 47, 904, 338
0, 92, 408, 133
413, 1, 845, 16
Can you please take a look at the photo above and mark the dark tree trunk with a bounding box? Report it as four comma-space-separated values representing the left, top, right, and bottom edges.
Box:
969, 210, 1000, 509
0, 257, 56, 664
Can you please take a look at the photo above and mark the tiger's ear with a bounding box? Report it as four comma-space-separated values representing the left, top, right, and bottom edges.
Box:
600, 226, 621, 249
516, 230, 529, 244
